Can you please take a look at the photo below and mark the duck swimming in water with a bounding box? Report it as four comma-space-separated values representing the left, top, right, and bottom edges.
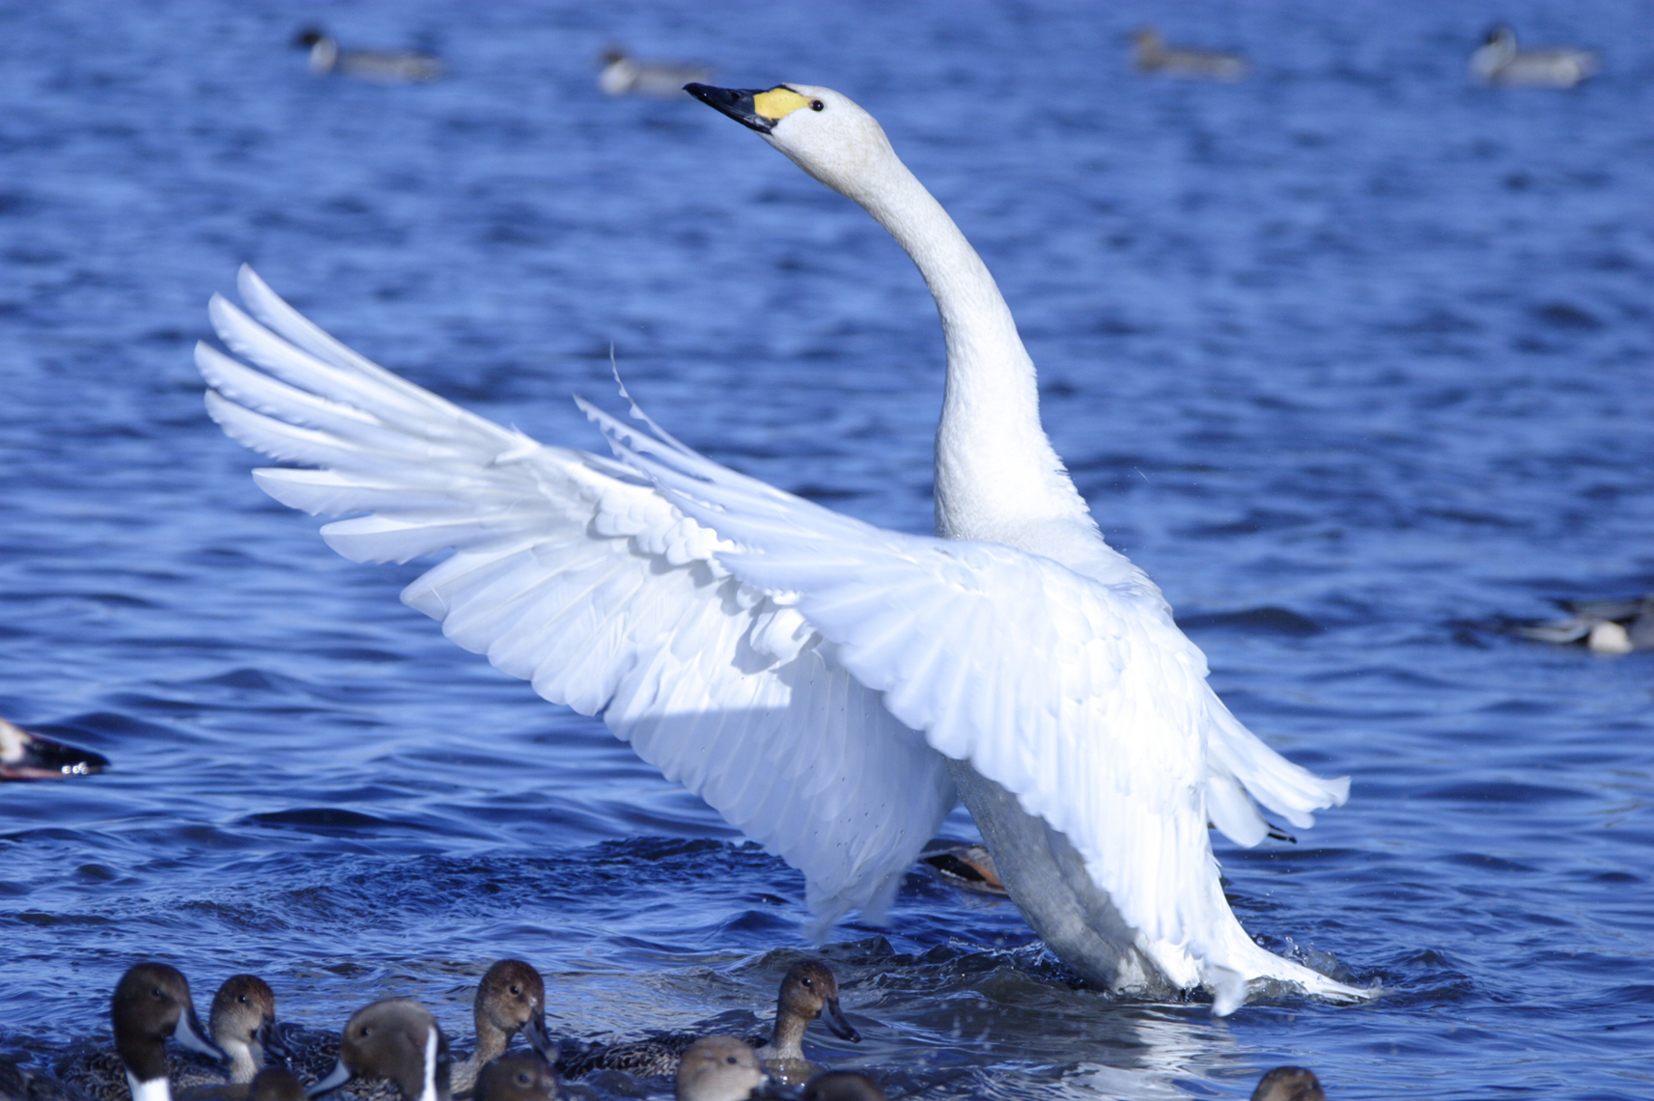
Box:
58, 964, 230, 1101
596, 46, 712, 98
173, 975, 286, 1095
447, 961, 556, 1096
1470, 26, 1598, 88
294, 28, 444, 84
1516, 594, 1654, 654
197, 81, 1364, 1014
558, 960, 858, 1082
673, 1038, 765, 1101
0, 718, 107, 781
1130, 27, 1247, 81
308, 1001, 450, 1101
274, 961, 548, 1098
470, 1056, 556, 1101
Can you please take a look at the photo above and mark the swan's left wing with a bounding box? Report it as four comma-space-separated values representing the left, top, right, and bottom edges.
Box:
588, 406, 1233, 953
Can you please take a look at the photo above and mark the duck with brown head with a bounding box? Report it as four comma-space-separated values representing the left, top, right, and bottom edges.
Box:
112, 964, 231, 1101
307, 1001, 450, 1101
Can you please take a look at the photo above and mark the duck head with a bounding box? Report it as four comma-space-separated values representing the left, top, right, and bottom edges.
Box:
474, 960, 555, 1062
112, 963, 229, 1094
210, 974, 285, 1082
778, 960, 859, 1043
473, 1054, 557, 1101
308, 1000, 451, 1101
675, 1036, 766, 1101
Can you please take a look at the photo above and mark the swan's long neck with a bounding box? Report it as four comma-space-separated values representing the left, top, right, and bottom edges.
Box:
853, 161, 1090, 545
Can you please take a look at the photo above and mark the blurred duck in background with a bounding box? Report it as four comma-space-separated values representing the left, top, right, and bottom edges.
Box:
0, 717, 107, 780
1470, 25, 1598, 87
295, 28, 445, 83
1131, 27, 1247, 81
597, 45, 712, 97
1516, 594, 1653, 654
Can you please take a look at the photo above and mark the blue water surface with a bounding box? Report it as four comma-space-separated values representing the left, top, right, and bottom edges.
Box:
2, 2, 1652, 1099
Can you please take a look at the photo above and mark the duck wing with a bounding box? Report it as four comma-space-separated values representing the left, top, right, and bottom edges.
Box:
197, 267, 955, 926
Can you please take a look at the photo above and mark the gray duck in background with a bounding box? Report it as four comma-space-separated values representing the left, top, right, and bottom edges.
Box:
1130, 27, 1247, 81
1516, 594, 1654, 654
294, 28, 444, 83
1470, 26, 1598, 87
596, 46, 711, 97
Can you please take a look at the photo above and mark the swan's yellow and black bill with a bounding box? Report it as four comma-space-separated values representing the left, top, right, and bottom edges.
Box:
686, 83, 810, 133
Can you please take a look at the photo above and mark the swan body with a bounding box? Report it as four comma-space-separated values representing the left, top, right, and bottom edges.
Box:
1470, 26, 1597, 88
197, 81, 1362, 1012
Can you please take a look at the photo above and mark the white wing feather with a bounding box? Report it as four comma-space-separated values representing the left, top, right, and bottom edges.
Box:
584, 403, 1330, 954
199, 266, 955, 925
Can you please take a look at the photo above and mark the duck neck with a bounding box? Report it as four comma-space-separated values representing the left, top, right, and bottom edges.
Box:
223, 1036, 259, 1083
855, 160, 1085, 544
126, 1071, 172, 1101
767, 1008, 807, 1061
471, 1010, 509, 1066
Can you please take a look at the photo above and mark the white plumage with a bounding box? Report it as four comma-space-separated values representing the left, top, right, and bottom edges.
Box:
199, 82, 1367, 1012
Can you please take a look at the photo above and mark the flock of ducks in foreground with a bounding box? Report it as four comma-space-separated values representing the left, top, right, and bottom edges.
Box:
0, 962, 1325, 1101
284, 24, 1603, 92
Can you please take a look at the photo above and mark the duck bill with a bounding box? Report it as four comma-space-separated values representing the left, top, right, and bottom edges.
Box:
307, 1061, 354, 1098
685, 84, 780, 134
819, 997, 860, 1043
174, 1004, 230, 1064
0, 722, 108, 780
260, 1019, 294, 1065
522, 1011, 558, 1064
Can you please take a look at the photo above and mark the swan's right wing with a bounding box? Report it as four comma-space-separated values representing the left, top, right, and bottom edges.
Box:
196, 267, 955, 925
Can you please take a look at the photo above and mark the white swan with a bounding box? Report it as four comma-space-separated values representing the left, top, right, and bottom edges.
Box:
196, 82, 1365, 1014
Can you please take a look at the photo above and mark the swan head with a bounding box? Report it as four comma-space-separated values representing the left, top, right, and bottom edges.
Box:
686, 83, 897, 207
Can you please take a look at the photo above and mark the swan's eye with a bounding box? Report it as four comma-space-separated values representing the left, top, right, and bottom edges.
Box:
810, 100, 824, 111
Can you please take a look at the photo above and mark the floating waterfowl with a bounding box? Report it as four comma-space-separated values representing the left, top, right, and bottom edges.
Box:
470, 1056, 555, 1101
0, 718, 107, 781
1131, 27, 1247, 81
182, 1068, 308, 1101
751, 962, 858, 1085
802, 1070, 885, 1101
173, 975, 286, 1095
294, 28, 444, 84
65, 964, 230, 1101
1251, 1066, 1324, 1101
196, 81, 1363, 1013
558, 960, 857, 1081
674, 1038, 764, 1101
918, 844, 1006, 896
308, 1001, 450, 1101
448, 961, 556, 1096
1515, 594, 1653, 654
596, 46, 711, 97
1470, 26, 1598, 88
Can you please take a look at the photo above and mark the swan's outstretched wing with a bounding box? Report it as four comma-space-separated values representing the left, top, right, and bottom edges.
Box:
197, 266, 955, 924
589, 405, 1331, 953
